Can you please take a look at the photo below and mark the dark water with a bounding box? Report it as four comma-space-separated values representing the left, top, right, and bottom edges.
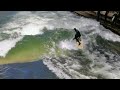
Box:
0, 60, 58, 79
0, 11, 17, 17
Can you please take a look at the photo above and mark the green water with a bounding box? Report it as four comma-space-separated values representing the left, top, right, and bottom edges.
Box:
0, 29, 74, 64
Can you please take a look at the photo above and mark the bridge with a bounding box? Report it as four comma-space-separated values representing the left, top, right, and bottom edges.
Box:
72, 11, 120, 36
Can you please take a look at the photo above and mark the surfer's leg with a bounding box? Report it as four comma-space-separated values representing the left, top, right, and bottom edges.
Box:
76, 39, 81, 45
78, 41, 81, 45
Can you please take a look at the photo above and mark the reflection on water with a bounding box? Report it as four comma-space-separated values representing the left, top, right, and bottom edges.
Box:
0, 60, 58, 79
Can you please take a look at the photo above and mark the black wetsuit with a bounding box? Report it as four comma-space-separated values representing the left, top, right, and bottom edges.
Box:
73, 28, 81, 45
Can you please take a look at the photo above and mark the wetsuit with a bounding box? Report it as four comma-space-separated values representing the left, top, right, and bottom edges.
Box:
73, 28, 81, 45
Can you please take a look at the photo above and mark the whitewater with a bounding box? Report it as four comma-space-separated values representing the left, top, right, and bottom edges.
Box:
0, 11, 120, 79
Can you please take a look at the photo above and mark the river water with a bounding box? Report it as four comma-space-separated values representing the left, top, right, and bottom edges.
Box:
0, 11, 120, 79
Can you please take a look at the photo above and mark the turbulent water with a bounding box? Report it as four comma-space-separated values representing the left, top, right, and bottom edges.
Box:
0, 11, 120, 79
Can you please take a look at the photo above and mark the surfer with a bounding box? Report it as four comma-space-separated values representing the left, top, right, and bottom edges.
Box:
73, 28, 81, 45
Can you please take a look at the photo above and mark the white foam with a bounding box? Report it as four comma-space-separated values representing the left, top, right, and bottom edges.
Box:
43, 56, 97, 79
100, 31, 120, 42
0, 36, 24, 57
59, 40, 78, 50
20, 23, 43, 35
43, 57, 71, 79
84, 48, 120, 79
1, 11, 120, 41
1, 11, 98, 34
2, 11, 120, 43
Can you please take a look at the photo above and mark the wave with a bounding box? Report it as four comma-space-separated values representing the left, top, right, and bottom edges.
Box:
0, 36, 23, 57
0, 11, 120, 79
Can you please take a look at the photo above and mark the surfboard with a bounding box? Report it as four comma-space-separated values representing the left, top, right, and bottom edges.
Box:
76, 40, 84, 49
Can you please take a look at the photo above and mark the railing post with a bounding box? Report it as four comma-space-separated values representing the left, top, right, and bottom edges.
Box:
104, 11, 109, 23
97, 11, 100, 21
